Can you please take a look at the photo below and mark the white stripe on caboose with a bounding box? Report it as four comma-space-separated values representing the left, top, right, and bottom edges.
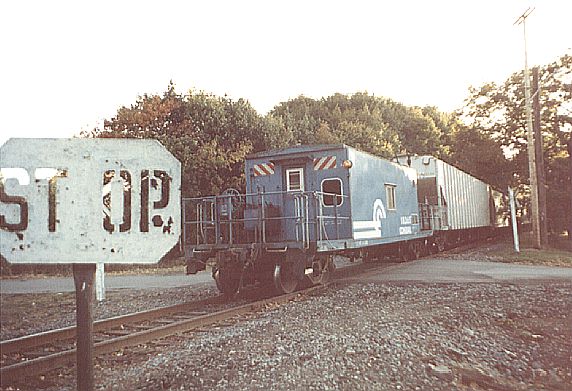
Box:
353, 230, 382, 239
352, 221, 381, 230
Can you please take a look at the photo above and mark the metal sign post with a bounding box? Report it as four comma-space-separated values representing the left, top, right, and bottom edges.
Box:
73, 264, 96, 391
509, 187, 520, 253
95, 263, 105, 302
1, 138, 181, 391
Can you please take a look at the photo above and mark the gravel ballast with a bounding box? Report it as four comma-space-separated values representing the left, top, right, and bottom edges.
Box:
16, 279, 568, 391
117, 282, 572, 390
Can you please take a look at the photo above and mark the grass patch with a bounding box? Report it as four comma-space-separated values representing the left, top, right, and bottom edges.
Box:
493, 247, 572, 267
486, 233, 572, 267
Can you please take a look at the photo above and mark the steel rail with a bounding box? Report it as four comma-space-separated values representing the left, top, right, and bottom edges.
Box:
0, 285, 326, 386
0, 295, 223, 355
1, 261, 374, 356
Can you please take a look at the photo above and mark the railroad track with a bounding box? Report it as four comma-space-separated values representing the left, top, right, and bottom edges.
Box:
0, 261, 385, 387
0, 293, 227, 385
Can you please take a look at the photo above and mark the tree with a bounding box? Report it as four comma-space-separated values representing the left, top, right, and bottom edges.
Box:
85, 82, 290, 196
420, 106, 459, 158
446, 125, 513, 190
271, 92, 449, 159
460, 53, 572, 235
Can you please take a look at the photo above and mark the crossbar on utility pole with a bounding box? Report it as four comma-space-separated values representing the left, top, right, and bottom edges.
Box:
514, 7, 542, 249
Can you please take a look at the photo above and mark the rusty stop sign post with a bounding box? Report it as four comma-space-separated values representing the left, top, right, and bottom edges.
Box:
0, 138, 181, 390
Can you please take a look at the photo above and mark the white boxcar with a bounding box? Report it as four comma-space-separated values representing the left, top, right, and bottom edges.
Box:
405, 156, 493, 230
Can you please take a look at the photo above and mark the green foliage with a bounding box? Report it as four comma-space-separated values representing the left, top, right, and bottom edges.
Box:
420, 106, 458, 157
85, 82, 290, 197
271, 92, 448, 158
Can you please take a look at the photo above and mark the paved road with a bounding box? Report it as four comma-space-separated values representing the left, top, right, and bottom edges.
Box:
0, 271, 215, 294
357, 258, 572, 283
2, 258, 571, 294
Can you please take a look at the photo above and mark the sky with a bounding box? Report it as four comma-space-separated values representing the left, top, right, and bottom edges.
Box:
1, 0, 570, 146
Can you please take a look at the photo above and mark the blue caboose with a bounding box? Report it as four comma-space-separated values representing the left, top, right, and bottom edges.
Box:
183, 144, 433, 296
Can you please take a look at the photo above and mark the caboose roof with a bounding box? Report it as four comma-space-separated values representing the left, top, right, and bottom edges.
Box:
247, 144, 348, 160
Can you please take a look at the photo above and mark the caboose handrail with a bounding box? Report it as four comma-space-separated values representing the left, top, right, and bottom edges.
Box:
182, 189, 349, 248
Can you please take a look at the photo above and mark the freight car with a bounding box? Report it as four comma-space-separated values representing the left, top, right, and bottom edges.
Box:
397, 155, 508, 251
183, 144, 505, 297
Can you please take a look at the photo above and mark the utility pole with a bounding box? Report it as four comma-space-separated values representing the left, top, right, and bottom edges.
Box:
532, 67, 548, 245
514, 7, 541, 249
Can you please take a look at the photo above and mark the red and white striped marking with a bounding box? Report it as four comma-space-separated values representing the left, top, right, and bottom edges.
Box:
253, 162, 275, 176
313, 156, 336, 170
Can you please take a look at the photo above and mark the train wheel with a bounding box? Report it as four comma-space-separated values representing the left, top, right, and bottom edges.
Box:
213, 268, 240, 299
304, 256, 335, 286
273, 262, 298, 294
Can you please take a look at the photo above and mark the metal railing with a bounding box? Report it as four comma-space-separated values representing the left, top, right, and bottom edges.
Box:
182, 190, 350, 248
419, 203, 448, 231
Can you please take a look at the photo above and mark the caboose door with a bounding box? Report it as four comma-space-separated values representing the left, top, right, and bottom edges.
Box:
283, 167, 308, 244
318, 176, 351, 241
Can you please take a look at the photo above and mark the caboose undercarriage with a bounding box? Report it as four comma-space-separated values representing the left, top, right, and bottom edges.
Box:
187, 244, 335, 296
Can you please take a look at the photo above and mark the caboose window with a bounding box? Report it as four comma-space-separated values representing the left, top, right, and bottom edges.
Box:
321, 178, 343, 206
385, 184, 396, 210
286, 168, 304, 191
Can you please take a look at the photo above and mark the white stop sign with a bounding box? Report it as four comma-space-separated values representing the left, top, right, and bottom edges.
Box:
0, 138, 181, 264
